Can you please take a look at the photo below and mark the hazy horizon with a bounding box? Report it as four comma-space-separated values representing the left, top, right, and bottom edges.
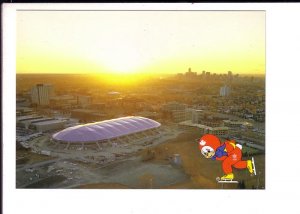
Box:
16, 72, 265, 76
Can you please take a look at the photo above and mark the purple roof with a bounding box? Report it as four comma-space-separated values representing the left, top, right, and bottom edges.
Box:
52, 116, 161, 143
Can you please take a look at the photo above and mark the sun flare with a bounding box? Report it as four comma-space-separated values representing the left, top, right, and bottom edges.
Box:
99, 49, 146, 74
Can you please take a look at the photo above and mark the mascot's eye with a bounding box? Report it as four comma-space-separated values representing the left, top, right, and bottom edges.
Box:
201, 146, 214, 157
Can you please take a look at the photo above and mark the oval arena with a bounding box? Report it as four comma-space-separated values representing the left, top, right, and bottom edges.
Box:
49, 116, 161, 152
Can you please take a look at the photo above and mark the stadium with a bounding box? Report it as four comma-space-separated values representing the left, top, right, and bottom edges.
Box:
49, 116, 161, 151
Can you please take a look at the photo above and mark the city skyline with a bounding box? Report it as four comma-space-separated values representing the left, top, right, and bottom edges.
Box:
17, 11, 265, 76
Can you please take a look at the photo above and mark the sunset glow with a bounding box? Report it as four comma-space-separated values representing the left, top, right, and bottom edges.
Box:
17, 11, 265, 75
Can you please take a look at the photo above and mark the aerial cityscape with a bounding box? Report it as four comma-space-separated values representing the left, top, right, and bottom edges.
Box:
16, 10, 265, 189
16, 70, 265, 189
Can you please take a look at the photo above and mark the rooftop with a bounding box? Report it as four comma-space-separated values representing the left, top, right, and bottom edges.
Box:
33, 119, 66, 126
179, 121, 229, 131
17, 115, 43, 122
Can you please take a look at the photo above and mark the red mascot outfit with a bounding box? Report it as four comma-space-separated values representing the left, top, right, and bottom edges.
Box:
198, 134, 254, 181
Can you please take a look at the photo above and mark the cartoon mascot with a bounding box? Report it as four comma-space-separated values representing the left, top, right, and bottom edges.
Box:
198, 134, 255, 181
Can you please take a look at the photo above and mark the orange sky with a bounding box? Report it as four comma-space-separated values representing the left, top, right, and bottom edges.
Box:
17, 11, 265, 75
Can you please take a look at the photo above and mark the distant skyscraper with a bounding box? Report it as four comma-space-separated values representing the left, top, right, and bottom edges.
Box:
220, 85, 231, 97
185, 67, 197, 78
31, 84, 54, 106
228, 71, 233, 82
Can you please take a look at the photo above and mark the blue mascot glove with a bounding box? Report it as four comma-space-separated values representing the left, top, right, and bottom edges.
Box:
215, 144, 228, 158
211, 155, 217, 161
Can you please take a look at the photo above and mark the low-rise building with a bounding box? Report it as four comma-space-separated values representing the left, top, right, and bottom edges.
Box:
16, 107, 35, 116
77, 95, 92, 108
179, 120, 229, 137
18, 117, 54, 129
50, 95, 77, 109
162, 101, 187, 111
209, 126, 229, 136
71, 109, 106, 122
223, 120, 253, 129
29, 119, 66, 132
171, 109, 192, 123
17, 115, 43, 123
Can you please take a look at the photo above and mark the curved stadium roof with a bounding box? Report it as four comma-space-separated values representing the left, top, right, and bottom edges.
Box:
52, 116, 161, 143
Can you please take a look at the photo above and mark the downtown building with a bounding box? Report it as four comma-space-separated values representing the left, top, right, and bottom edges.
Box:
220, 85, 231, 97
31, 84, 54, 106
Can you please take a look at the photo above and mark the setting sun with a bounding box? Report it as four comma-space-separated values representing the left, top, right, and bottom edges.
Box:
94, 46, 148, 74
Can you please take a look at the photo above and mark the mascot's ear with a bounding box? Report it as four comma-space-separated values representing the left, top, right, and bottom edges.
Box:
199, 140, 206, 146
236, 144, 242, 150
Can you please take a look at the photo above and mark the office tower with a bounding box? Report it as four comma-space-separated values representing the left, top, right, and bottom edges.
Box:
31, 84, 54, 106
